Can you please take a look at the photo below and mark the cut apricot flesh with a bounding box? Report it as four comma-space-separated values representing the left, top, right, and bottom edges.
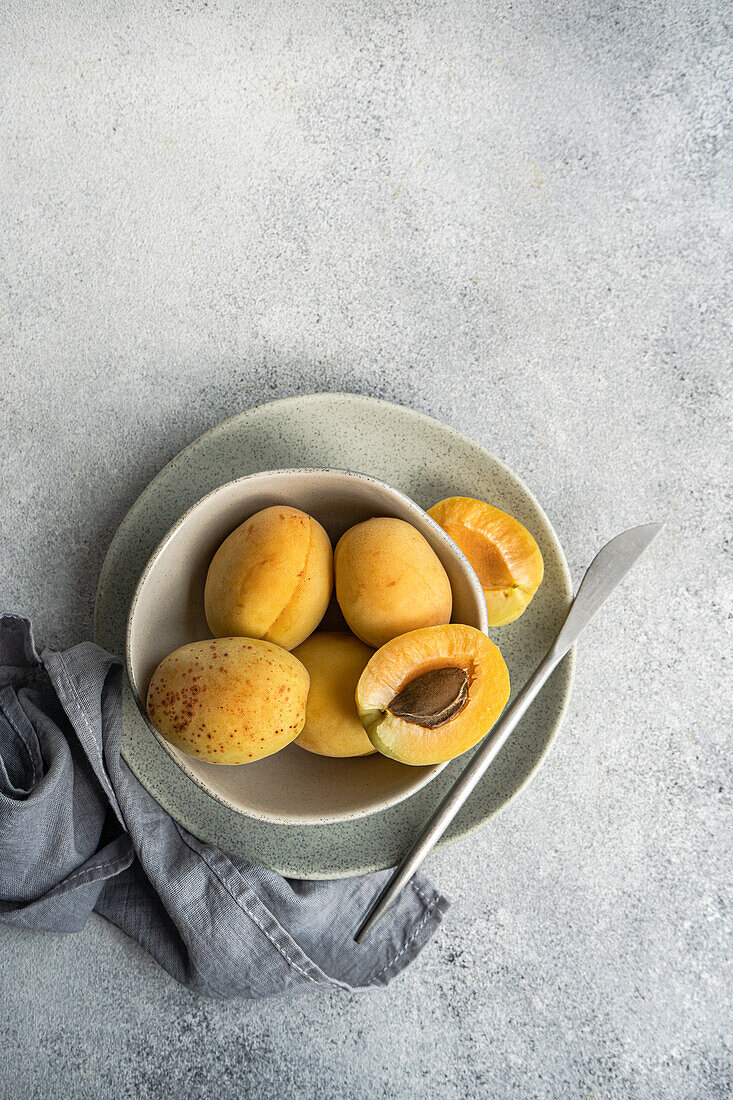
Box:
428, 497, 544, 626
356, 624, 510, 765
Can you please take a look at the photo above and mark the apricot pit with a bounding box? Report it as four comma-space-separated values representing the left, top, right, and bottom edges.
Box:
388, 667, 469, 728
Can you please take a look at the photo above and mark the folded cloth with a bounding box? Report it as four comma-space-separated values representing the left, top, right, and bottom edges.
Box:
0, 614, 448, 998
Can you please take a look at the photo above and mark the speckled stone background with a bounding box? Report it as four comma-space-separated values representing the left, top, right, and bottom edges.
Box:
1, 1, 730, 1097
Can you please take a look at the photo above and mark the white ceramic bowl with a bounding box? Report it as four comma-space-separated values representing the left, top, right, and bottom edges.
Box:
126, 468, 488, 825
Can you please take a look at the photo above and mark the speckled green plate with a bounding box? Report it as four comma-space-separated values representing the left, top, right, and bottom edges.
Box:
94, 393, 574, 878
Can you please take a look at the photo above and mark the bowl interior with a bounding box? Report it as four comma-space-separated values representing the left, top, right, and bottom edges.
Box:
126, 468, 488, 824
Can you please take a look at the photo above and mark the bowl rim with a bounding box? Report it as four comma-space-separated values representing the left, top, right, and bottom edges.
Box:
125, 465, 489, 826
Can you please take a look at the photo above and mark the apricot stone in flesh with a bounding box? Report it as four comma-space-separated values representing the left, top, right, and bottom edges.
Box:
293, 632, 376, 758
204, 505, 333, 650
428, 497, 544, 626
146, 637, 309, 764
356, 624, 510, 765
334, 517, 452, 649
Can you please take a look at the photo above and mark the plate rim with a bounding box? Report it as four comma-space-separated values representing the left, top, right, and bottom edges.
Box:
95, 392, 575, 878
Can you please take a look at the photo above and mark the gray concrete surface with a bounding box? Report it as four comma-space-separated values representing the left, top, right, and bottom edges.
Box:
1, 1, 730, 1097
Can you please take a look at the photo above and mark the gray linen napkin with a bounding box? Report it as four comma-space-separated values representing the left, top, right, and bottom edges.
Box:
0, 613, 448, 998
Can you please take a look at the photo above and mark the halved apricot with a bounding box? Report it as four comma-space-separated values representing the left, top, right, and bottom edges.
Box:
428, 497, 544, 626
356, 624, 510, 765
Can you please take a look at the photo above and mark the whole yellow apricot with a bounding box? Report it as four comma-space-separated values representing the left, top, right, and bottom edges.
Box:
293, 632, 376, 758
334, 517, 452, 648
204, 505, 333, 650
146, 637, 310, 764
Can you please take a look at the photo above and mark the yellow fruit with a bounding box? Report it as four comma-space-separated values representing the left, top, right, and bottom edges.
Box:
428, 497, 543, 625
293, 633, 376, 757
146, 637, 309, 764
356, 624, 510, 765
334, 517, 452, 648
204, 505, 333, 650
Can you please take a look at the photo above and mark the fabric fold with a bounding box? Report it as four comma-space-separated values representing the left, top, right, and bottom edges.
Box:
0, 613, 448, 998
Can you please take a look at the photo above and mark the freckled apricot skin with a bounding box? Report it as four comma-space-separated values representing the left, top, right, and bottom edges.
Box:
356, 624, 510, 765
428, 497, 544, 626
204, 505, 333, 651
334, 518, 452, 649
293, 633, 376, 758
146, 637, 309, 764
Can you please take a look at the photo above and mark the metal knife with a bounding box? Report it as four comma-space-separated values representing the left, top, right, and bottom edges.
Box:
354, 522, 664, 943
